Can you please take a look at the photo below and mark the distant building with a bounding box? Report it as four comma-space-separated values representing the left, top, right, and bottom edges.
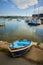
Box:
32, 14, 43, 18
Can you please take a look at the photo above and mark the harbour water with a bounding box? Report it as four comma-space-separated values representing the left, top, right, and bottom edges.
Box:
0, 18, 43, 43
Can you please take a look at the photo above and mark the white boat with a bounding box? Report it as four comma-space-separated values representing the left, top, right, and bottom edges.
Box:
28, 19, 41, 26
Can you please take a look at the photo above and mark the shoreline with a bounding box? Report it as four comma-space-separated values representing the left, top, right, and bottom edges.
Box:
0, 41, 43, 63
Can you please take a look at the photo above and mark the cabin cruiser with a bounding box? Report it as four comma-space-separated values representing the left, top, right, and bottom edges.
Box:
28, 19, 41, 26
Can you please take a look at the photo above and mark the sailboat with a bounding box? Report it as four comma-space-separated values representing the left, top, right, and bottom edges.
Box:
28, 16, 41, 26
26, 3, 41, 26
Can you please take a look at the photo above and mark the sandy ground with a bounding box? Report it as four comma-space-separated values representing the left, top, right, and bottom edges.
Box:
0, 41, 43, 65
0, 52, 43, 65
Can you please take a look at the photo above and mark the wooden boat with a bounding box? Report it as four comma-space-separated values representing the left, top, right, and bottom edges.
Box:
8, 39, 32, 57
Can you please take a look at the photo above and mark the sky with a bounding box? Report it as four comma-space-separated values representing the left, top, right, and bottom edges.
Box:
0, 0, 43, 16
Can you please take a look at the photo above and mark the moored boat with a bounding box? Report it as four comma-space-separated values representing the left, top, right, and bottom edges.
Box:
0, 23, 5, 27
8, 39, 32, 57
25, 20, 29, 23
28, 19, 41, 26
40, 17, 43, 24
40, 17, 43, 21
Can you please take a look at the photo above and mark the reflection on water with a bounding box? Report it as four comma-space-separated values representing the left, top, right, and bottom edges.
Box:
0, 18, 43, 43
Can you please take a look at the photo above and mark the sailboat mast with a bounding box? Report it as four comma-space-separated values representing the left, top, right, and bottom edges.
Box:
38, 1, 39, 18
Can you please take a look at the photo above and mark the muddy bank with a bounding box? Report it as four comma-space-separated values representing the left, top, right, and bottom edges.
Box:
0, 52, 39, 65
23, 46, 43, 62
0, 41, 43, 63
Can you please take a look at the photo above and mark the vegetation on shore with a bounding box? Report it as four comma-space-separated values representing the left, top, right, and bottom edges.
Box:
0, 14, 43, 18
0, 47, 9, 53
0, 16, 29, 19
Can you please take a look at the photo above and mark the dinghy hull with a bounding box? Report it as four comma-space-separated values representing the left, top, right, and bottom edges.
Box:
9, 47, 30, 57
8, 39, 32, 57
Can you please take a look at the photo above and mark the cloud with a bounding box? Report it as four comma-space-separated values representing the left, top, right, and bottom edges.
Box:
2, 0, 38, 9
34, 6, 43, 14
11, 0, 38, 9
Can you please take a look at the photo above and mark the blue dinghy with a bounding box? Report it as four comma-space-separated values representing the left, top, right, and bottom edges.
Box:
8, 39, 31, 57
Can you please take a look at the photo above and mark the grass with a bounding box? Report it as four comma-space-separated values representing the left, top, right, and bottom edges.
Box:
0, 47, 9, 53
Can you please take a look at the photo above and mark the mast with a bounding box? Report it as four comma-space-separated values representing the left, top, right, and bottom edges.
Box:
38, 0, 39, 19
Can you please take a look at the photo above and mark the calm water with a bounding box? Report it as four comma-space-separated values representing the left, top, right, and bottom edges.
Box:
0, 18, 43, 43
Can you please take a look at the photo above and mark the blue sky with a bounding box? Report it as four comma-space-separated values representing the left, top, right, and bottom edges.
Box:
0, 0, 43, 16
